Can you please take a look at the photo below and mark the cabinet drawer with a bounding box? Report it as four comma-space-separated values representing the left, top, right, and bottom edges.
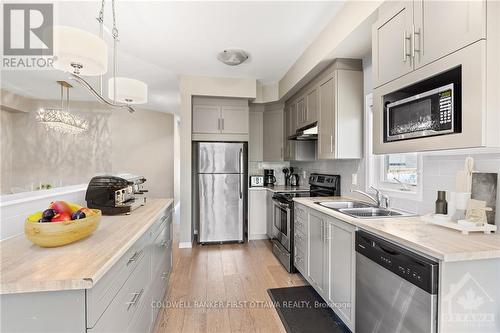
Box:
150, 210, 171, 241
294, 205, 307, 222
88, 253, 151, 333
151, 223, 170, 276
127, 292, 152, 333
294, 247, 306, 274
294, 217, 307, 235
294, 229, 306, 252
87, 231, 150, 328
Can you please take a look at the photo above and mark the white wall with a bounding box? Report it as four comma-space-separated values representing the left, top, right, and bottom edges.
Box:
1, 93, 175, 239
279, 1, 380, 99
393, 152, 500, 226
1, 101, 174, 199
109, 108, 174, 199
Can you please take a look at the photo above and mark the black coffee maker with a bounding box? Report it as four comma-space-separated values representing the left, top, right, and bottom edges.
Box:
264, 169, 276, 186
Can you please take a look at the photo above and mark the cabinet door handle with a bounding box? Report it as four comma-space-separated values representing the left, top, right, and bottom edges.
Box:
320, 222, 323, 241
402, 30, 411, 62
126, 250, 143, 266
330, 135, 333, 153
221, 118, 224, 131
412, 25, 421, 59
217, 118, 220, 130
126, 288, 144, 310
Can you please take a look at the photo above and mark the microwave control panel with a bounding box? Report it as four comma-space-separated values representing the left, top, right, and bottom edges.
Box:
439, 90, 452, 125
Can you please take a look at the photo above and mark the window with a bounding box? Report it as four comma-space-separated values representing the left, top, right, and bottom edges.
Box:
383, 154, 418, 186
365, 93, 423, 200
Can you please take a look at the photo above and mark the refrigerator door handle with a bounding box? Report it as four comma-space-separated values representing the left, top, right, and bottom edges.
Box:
239, 174, 243, 199
238, 148, 243, 174
239, 147, 243, 199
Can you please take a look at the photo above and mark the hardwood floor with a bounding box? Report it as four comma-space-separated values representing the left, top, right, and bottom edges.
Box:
154, 227, 306, 333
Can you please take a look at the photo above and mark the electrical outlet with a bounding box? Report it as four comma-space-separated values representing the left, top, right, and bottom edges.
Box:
352, 173, 358, 186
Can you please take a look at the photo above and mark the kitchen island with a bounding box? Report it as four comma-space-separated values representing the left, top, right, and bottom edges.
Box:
293, 196, 500, 333
0, 198, 173, 333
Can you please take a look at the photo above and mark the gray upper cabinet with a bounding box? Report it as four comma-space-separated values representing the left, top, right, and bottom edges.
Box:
296, 97, 306, 129
318, 62, 363, 160
306, 88, 318, 125
318, 76, 335, 160
294, 90, 318, 130
192, 105, 221, 134
413, 0, 486, 69
372, 1, 414, 88
248, 111, 263, 161
192, 97, 249, 141
263, 108, 284, 161
283, 106, 293, 161
284, 59, 362, 160
373, 0, 486, 88
221, 106, 249, 134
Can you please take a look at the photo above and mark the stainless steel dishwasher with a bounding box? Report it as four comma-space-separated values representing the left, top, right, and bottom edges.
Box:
355, 230, 439, 333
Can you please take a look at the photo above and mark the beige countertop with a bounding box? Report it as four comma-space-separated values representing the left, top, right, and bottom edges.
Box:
0, 198, 173, 295
294, 196, 500, 263
249, 185, 310, 192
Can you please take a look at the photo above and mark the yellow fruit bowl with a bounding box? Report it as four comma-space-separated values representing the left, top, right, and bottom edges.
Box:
24, 209, 101, 248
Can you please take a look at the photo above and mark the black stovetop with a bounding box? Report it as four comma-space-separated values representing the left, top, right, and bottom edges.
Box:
272, 173, 341, 203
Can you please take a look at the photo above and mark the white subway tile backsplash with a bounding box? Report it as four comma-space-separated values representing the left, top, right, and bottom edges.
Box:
292, 151, 499, 225
423, 175, 456, 191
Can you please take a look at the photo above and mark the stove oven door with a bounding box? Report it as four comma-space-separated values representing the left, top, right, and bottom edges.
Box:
272, 199, 291, 251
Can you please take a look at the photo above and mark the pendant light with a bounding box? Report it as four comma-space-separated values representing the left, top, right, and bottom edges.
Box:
108, 77, 148, 104
52, 0, 147, 113
37, 81, 89, 134
105, 0, 148, 105
52, 26, 108, 76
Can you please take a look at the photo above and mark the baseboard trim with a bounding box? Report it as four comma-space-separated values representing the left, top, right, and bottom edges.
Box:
249, 234, 269, 240
178, 241, 192, 249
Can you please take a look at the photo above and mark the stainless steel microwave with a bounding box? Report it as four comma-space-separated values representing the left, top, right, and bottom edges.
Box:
385, 83, 460, 142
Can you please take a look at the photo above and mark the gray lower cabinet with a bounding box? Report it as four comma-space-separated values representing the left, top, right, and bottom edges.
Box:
89, 210, 173, 333
327, 218, 356, 331
266, 191, 274, 239
294, 205, 356, 331
307, 211, 328, 298
0, 207, 173, 333
294, 204, 308, 276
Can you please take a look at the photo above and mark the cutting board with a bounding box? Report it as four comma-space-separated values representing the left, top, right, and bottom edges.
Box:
471, 173, 498, 225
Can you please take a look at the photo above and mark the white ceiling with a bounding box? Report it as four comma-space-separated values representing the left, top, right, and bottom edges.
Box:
1, 1, 345, 113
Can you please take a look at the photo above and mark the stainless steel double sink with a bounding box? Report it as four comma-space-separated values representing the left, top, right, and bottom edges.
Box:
315, 201, 414, 219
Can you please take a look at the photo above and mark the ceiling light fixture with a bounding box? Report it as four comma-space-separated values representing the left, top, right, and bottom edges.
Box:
217, 49, 249, 66
52, 25, 108, 76
52, 0, 148, 113
37, 81, 89, 135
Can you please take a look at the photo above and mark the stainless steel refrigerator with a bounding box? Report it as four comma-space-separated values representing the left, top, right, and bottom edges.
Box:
193, 142, 247, 243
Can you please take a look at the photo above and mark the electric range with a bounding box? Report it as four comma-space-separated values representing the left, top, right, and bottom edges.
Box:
271, 173, 341, 273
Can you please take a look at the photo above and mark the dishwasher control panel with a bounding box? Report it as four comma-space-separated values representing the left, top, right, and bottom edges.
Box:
355, 230, 438, 294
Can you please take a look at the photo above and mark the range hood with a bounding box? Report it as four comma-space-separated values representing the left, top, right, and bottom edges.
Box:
288, 122, 318, 141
